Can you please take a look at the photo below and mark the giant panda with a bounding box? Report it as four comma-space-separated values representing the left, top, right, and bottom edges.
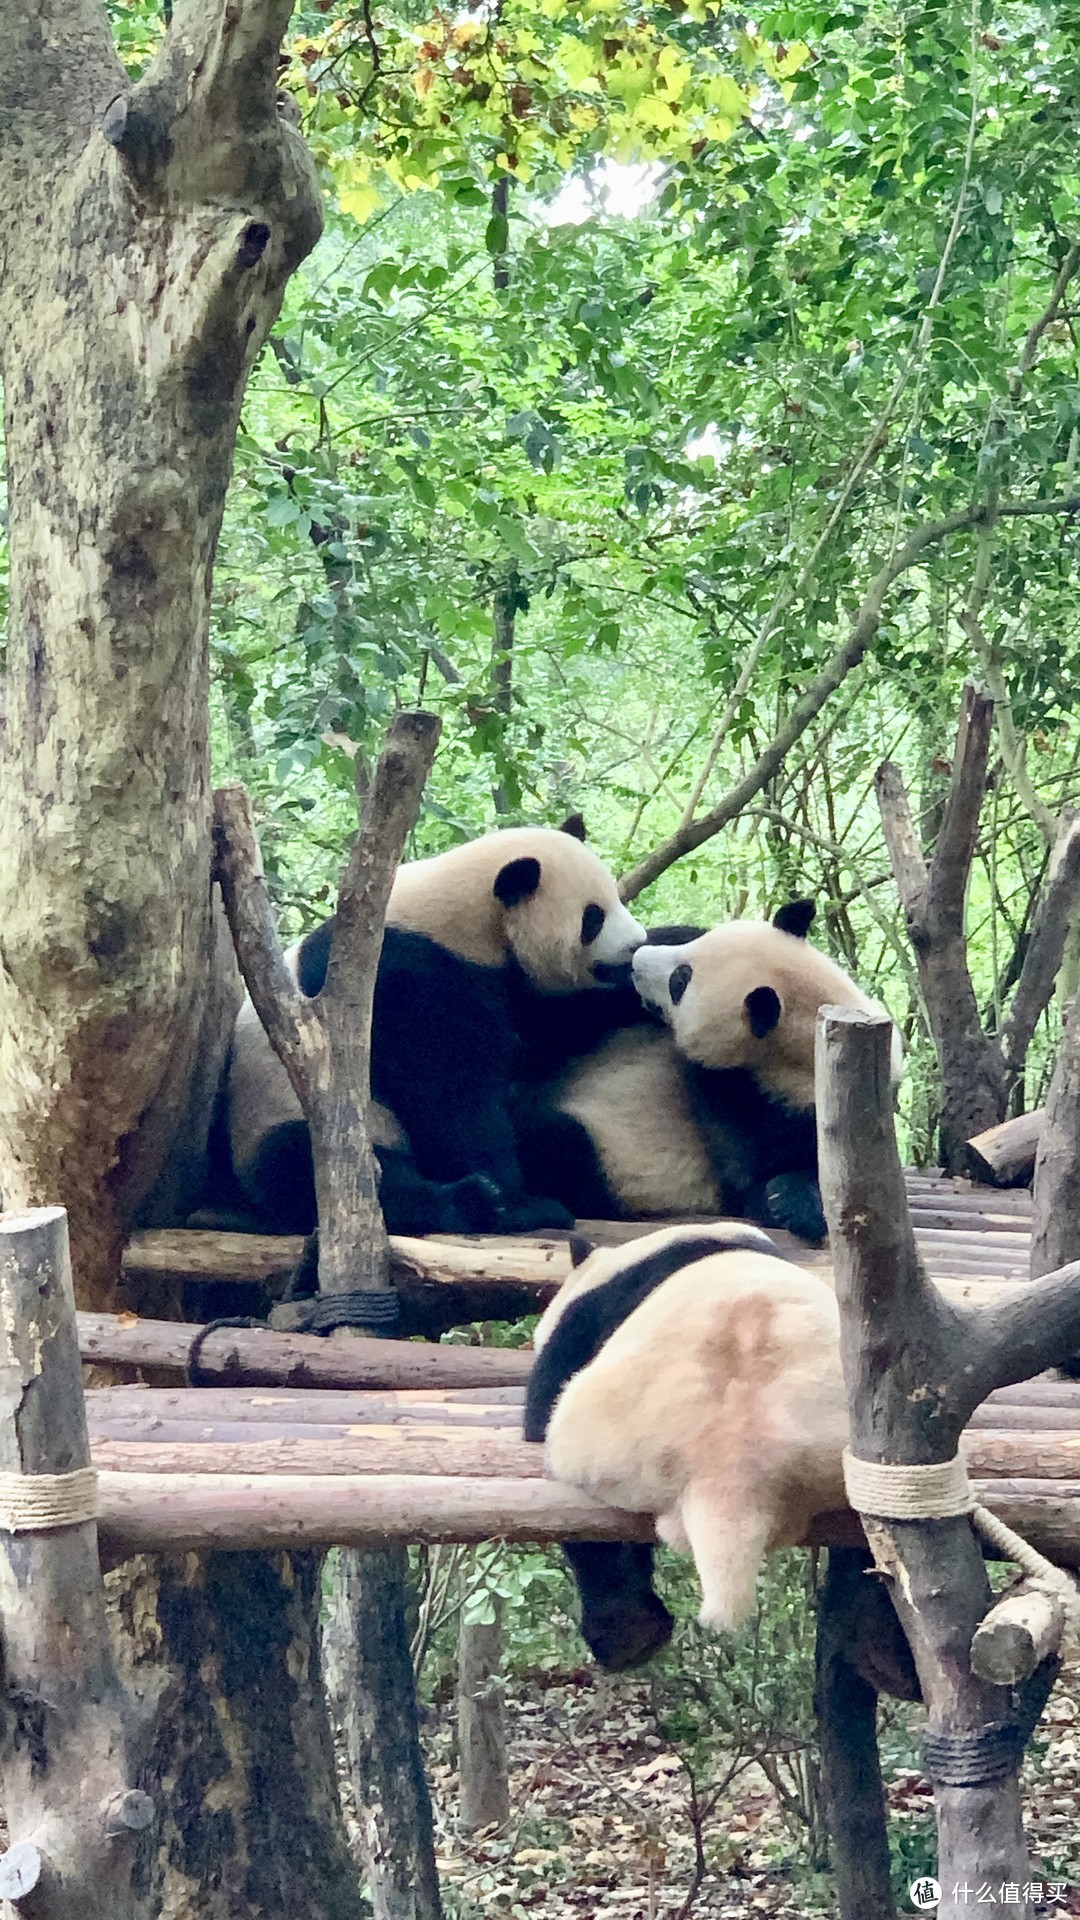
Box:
517, 902, 900, 1243
523, 1225, 848, 1669
224, 821, 647, 1238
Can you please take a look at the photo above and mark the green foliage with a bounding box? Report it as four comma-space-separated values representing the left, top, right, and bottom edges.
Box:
203, 0, 1080, 1139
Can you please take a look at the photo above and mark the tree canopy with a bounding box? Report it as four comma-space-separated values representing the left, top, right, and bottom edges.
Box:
84, 0, 1080, 1155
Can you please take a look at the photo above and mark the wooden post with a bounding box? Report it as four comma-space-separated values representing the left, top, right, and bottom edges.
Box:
812, 1550, 898, 1920
817, 1005, 1080, 1920
0, 1209, 153, 1920
457, 1587, 510, 1833
215, 713, 445, 1920
1031, 994, 1080, 1281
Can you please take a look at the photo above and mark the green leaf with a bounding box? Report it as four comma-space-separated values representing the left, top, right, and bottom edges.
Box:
485, 212, 509, 257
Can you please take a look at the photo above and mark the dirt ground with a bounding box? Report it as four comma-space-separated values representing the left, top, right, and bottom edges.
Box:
415, 1664, 1080, 1919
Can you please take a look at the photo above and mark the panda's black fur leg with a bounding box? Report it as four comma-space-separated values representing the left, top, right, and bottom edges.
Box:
236, 1120, 319, 1236
496, 1194, 577, 1234
514, 1106, 623, 1221
563, 1542, 674, 1671
754, 1170, 828, 1244
375, 1148, 505, 1235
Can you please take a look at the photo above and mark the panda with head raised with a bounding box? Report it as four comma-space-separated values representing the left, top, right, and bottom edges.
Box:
523, 1224, 848, 1669
517, 901, 900, 1243
224, 819, 646, 1239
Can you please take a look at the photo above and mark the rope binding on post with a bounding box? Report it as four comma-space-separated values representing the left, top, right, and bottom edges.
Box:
842, 1444, 1080, 1787
0, 1467, 99, 1532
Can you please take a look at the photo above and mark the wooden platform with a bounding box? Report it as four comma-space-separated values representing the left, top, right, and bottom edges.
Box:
85, 1172, 1080, 1563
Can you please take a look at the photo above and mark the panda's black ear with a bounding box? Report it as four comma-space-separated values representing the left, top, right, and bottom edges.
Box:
296, 918, 335, 996
745, 985, 782, 1038
773, 898, 815, 940
560, 812, 587, 841
494, 856, 543, 907
569, 1234, 595, 1269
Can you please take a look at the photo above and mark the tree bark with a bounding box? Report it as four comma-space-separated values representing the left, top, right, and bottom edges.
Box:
108, 1547, 363, 1920
876, 686, 1008, 1171
457, 1591, 510, 1833
324, 1548, 445, 1920
817, 1006, 1080, 1920
0, 1209, 153, 1920
1031, 993, 1080, 1280
0, 13, 370, 1917
0, 0, 321, 1303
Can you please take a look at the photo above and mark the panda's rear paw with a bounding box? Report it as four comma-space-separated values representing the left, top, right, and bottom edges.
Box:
760, 1173, 827, 1245
442, 1175, 504, 1233
580, 1593, 674, 1671
498, 1195, 577, 1233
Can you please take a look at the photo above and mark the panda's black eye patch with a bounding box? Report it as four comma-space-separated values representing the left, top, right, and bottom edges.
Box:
581, 903, 606, 946
669, 963, 693, 1005
745, 985, 782, 1038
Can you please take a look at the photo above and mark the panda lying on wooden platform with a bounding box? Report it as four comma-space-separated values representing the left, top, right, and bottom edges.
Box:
224, 819, 646, 1238
525, 1224, 848, 1670
517, 902, 900, 1244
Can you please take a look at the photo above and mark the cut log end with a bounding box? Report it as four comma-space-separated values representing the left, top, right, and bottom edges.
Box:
969, 1579, 1068, 1684
0, 1840, 45, 1901
966, 1111, 1045, 1189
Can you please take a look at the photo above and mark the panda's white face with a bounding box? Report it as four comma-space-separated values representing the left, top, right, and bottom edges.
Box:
633, 921, 897, 1109
500, 834, 646, 994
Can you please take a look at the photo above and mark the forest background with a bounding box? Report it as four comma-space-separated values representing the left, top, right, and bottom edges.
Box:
82, 0, 1080, 1172
2, 0, 1078, 1908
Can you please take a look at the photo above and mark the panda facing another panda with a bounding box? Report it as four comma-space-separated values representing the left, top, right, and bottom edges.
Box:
223, 819, 647, 1239
516, 900, 901, 1243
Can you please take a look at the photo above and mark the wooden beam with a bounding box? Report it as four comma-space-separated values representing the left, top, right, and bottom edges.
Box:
77, 1312, 532, 1388
95, 1471, 656, 1552
966, 1110, 1045, 1188
85, 1468, 1080, 1560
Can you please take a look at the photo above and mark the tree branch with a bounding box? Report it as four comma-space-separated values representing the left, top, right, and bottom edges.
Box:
999, 810, 1080, 1079
817, 1005, 1080, 1911
619, 503, 985, 902
1031, 991, 1080, 1282
216, 715, 440, 1299
874, 763, 929, 928
103, 0, 322, 262
928, 683, 994, 937
875, 687, 1006, 1168
213, 785, 326, 1105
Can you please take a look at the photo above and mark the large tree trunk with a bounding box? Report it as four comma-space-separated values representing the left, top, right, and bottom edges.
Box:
108, 1550, 364, 1920
0, 13, 365, 1916
0, 0, 320, 1303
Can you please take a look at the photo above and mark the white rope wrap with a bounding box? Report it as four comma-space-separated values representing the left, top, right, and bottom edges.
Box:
843, 1447, 1080, 1653
0, 1468, 99, 1533
842, 1448, 972, 1519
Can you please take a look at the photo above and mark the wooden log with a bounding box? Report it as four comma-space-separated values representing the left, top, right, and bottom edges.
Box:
1032, 994, 1080, 1290
969, 1577, 1075, 1685
124, 1227, 568, 1292
457, 1588, 510, 1832
91, 1429, 542, 1478
966, 1110, 1045, 1188
77, 1312, 532, 1388
0, 1210, 152, 1920
94, 1471, 656, 1552
814, 1550, 901, 1920
83, 1427, 1080, 1486
86, 1383, 527, 1417
81, 1467, 1080, 1561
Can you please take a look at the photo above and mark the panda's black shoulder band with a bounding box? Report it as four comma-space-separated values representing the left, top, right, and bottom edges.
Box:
524, 1228, 771, 1443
